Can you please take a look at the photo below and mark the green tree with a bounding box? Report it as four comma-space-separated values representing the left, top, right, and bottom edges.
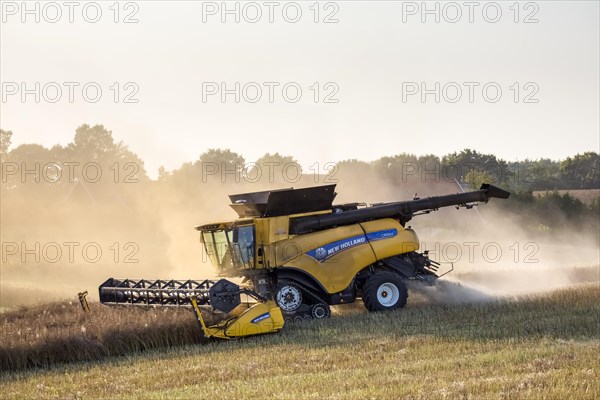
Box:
509, 158, 562, 191
63, 124, 148, 182
442, 149, 510, 185
336, 159, 371, 173
248, 153, 301, 184
464, 169, 494, 189
372, 154, 419, 184
196, 148, 245, 183
0, 129, 12, 156
199, 148, 245, 165
2, 143, 58, 192
157, 165, 171, 181
560, 152, 600, 189
69, 124, 117, 160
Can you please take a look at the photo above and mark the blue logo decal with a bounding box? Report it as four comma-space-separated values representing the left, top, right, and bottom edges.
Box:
306, 229, 398, 262
306, 234, 367, 262
251, 312, 270, 324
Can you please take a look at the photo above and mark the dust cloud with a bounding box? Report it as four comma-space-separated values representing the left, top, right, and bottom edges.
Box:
1, 162, 598, 309
335, 167, 599, 305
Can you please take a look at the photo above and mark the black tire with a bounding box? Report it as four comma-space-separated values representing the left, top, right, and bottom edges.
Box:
310, 303, 331, 320
362, 271, 408, 312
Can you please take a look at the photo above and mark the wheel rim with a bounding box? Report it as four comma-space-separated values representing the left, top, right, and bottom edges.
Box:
377, 282, 400, 307
311, 304, 328, 319
276, 285, 302, 312
314, 307, 325, 318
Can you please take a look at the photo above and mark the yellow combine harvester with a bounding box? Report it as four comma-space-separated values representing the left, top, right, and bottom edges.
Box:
99, 183, 510, 339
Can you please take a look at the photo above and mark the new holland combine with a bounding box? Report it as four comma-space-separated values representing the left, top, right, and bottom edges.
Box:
99, 183, 510, 339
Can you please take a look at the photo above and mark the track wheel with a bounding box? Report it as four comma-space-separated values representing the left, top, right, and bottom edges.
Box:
362, 271, 408, 312
275, 283, 303, 312
310, 303, 331, 320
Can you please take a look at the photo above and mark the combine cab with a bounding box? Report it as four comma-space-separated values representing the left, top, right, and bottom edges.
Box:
99, 183, 510, 338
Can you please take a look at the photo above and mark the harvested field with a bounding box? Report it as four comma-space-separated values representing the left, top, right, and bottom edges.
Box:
0, 301, 207, 371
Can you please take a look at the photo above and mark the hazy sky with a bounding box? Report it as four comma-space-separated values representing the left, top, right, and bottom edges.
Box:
1, 1, 599, 177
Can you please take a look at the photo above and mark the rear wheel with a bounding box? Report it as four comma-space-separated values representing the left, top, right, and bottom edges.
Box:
362, 271, 408, 312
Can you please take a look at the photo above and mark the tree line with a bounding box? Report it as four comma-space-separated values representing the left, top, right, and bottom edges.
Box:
1, 124, 598, 234
2, 124, 597, 190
